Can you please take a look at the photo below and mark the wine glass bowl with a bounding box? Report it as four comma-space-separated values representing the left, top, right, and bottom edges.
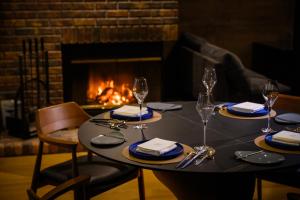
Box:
196, 93, 215, 151
261, 80, 279, 133
202, 67, 217, 95
133, 77, 148, 130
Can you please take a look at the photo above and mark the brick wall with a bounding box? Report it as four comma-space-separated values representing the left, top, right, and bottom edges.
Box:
0, 0, 178, 104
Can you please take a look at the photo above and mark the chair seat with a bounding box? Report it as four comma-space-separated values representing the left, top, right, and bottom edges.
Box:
40, 155, 139, 195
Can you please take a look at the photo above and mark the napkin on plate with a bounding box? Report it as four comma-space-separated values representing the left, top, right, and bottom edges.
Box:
146, 102, 182, 111
113, 105, 148, 117
231, 102, 264, 113
136, 138, 177, 156
272, 130, 300, 146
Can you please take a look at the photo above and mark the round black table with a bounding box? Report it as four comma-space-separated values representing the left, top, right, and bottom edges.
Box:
78, 102, 300, 200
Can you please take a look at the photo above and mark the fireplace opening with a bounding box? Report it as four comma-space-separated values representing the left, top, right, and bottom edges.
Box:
62, 42, 164, 108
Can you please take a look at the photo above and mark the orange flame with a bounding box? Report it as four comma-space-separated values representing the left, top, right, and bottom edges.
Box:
87, 80, 133, 106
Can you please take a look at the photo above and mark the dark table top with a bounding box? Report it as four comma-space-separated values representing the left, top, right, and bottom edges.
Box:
78, 101, 300, 174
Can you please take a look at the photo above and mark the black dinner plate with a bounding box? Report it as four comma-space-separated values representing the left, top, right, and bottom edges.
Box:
90, 134, 125, 146
129, 140, 183, 160
274, 113, 300, 125
235, 150, 285, 165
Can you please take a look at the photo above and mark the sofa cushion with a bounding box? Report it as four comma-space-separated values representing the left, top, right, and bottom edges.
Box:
201, 43, 228, 62
180, 32, 207, 52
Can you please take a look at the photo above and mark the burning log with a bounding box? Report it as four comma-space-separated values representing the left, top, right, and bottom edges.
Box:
95, 87, 114, 104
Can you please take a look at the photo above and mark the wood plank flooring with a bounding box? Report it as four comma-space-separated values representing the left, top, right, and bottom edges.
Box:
0, 153, 299, 200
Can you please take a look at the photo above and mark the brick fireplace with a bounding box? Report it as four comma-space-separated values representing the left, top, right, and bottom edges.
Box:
0, 1, 178, 106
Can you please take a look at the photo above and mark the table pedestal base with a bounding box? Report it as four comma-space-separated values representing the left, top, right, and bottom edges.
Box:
153, 171, 255, 200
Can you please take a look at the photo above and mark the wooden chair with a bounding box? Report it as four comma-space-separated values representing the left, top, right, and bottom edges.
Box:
256, 94, 300, 200
29, 102, 145, 200
27, 175, 90, 200
273, 93, 300, 113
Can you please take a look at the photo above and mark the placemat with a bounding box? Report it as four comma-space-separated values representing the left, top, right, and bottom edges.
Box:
103, 111, 162, 125
122, 144, 194, 165
219, 108, 276, 120
254, 135, 300, 154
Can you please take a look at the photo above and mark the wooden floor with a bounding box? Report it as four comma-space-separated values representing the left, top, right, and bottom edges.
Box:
0, 152, 299, 200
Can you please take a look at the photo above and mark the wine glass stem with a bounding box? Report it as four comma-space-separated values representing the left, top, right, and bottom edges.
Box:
267, 106, 271, 130
139, 103, 142, 125
203, 121, 207, 147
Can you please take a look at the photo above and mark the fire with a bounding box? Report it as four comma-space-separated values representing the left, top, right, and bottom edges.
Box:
87, 80, 133, 106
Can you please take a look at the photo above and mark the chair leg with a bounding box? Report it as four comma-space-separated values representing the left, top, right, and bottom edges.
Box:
138, 168, 145, 200
257, 178, 262, 200
31, 141, 44, 192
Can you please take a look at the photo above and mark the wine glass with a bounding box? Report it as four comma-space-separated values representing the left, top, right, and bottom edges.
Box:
133, 77, 148, 129
195, 92, 215, 151
202, 67, 217, 97
261, 80, 279, 133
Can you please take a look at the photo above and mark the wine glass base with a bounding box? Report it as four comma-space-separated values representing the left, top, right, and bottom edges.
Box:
261, 127, 275, 134
194, 145, 214, 152
133, 124, 147, 130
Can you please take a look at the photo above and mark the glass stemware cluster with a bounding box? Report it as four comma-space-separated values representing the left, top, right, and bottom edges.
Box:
196, 67, 217, 151
132, 77, 148, 130
261, 80, 279, 133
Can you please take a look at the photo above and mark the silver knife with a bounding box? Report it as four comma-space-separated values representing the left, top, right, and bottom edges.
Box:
180, 148, 206, 169
175, 151, 196, 168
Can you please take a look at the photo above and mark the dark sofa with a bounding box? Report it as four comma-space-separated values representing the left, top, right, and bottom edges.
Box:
163, 32, 290, 103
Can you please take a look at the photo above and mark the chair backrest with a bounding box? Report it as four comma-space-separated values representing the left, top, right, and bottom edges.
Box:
273, 94, 300, 113
36, 102, 90, 135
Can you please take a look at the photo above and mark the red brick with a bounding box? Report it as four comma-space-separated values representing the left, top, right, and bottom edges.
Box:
26, 20, 49, 27
129, 10, 152, 17
62, 3, 95, 10
15, 28, 35, 35
118, 2, 162, 9
152, 9, 178, 17
1, 19, 26, 27
96, 3, 117, 10
49, 19, 73, 27
140, 18, 163, 25
107, 10, 129, 18
62, 11, 105, 18
73, 19, 96, 26
163, 2, 178, 9
37, 11, 61, 18
117, 19, 140, 25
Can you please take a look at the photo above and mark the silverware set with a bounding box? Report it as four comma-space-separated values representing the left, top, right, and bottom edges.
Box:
235, 150, 264, 159
176, 147, 214, 169
90, 118, 128, 131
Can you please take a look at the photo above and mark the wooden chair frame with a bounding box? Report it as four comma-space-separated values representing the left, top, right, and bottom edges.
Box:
30, 102, 145, 200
